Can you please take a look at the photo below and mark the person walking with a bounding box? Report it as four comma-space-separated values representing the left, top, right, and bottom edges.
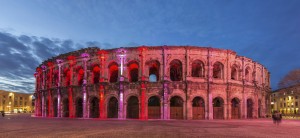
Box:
277, 111, 282, 125
272, 111, 282, 126
272, 111, 277, 124
1, 111, 4, 117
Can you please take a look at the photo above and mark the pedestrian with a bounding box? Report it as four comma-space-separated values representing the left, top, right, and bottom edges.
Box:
277, 111, 282, 125
272, 111, 277, 124
272, 111, 282, 126
1, 111, 4, 117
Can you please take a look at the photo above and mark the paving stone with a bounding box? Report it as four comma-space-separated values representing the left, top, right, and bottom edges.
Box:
0, 114, 299, 138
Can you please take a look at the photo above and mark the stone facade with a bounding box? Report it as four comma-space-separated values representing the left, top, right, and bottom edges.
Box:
34, 46, 270, 119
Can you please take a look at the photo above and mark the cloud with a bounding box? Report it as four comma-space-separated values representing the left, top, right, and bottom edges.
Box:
0, 31, 105, 93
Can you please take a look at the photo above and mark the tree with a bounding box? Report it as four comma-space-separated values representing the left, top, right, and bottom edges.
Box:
278, 68, 300, 89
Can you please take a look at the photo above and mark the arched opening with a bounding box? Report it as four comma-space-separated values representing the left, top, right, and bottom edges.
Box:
231, 98, 240, 119
53, 98, 58, 117
46, 98, 49, 117
192, 60, 204, 77
170, 59, 182, 81
231, 65, 238, 80
62, 98, 69, 117
63, 68, 71, 86
92, 65, 100, 84
258, 99, 262, 118
245, 68, 250, 82
148, 96, 161, 119
127, 96, 139, 119
107, 97, 118, 118
108, 62, 118, 83
148, 60, 160, 82
170, 96, 183, 119
128, 61, 139, 82
247, 98, 253, 118
53, 70, 59, 86
39, 95, 42, 116
46, 72, 52, 88
89, 97, 99, 118
77, 66, 84, 85
192, 97, 205, 119
252, 72, 256, 82
213, 62, 223, 79
76, 98, 83, 118
213, 97, 224, 119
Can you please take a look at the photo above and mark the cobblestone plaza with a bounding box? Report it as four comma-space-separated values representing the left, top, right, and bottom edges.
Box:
1, 114, 299, 138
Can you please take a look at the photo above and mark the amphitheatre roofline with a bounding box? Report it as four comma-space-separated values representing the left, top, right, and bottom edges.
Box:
37, 45, 268, 72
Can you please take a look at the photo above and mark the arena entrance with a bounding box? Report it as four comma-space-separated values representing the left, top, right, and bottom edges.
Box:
170, 96, 183, 119
53, 99, 58, 117
247, 99, 253, 118
127, 96, 139, 119
46, 98, 49, 117
76, 98, 83, 118
258, 100, 261, 118
39, 97, 42, 116
107, 97, 118, 118
148, 96, 161, 119
231, 98, 240, 119
89, 97, 99, 118
213, 97, 224, 119
62, 99, 69, 117
192, 97, 205, 119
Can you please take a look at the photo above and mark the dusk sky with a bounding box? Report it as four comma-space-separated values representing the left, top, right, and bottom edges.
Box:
0, 0, 300, 93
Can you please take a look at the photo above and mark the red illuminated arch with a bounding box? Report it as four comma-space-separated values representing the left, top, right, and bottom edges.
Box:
108, 62, 118, 83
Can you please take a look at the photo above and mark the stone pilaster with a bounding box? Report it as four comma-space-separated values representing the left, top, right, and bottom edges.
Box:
207, 48, 213, 120
56, 59, 63, 117
139, 48, 146, 119
98, 51, 106, 119
163, 82, 169, 119
118, 50, 125, 119
41, 65, 46, 117
81, 53, 89, 118
119, 76, 124, 119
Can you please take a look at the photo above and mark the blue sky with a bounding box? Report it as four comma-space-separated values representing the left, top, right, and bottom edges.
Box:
0, 0, 299, 93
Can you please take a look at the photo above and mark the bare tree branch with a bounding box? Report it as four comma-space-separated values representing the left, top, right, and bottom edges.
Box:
278, 68, 300, 88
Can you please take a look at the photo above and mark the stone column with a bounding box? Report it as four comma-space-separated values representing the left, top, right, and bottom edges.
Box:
41, 65, 46, 117
68, 59, 75, 118
139, 48, 146, 120
57, 59, 63, 117
162, 47, 169, 120
207, 48, 213, 120
99, 85, 105, 118
118, 50, 125, 119
163, 82, 169, 119
98, 51, 106, 119
34, 72, 38, 116
48, 63, 53, 117
119, 76, 124, 119
81, 53, 89, 118
241, 57, 246, 119
140, 82, 146, 119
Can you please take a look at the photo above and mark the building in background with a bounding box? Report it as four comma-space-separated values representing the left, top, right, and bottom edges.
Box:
0, 90, 34, 113
270, 84, 300, 116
